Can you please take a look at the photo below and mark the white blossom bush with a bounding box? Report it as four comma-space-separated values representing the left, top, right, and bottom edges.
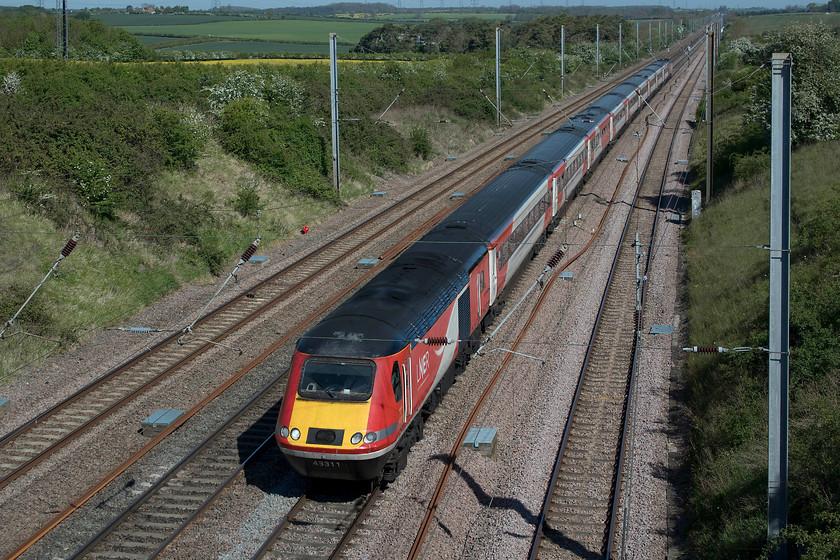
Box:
179, 105, 212, 144
204, 69, 307, 117
264, 72, 306, 117
204, 69, 265, 114
1, 71, 21, 95
70, 160, 115, 218
726, 36, 760, 60
745, 23, 840, 145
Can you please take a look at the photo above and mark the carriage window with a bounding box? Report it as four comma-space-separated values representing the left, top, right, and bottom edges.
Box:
391, 362, 402, 403
299, 358, 374, 402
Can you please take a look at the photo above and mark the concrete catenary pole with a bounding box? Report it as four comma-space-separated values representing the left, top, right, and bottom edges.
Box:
636, 21, 639, 59
596, 24, 600, 77
768, 51, 792, 560
329, 33, 340, 196
496, 27, 501, 128
561, 25, 565, 96
62, 0, 68, 59
705, 26, 714, 202
619, 23, 622, 69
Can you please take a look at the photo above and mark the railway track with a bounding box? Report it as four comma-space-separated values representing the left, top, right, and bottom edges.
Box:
252, 485, 379, 559
529, 44, 704, 560
405, 38, 701, 560
0, 60, 633, 492
68, 376, 285, 559
2, 61, 659, 559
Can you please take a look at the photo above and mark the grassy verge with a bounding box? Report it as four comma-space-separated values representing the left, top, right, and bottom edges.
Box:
683, 17, 840, 555
684, 138, 840, 558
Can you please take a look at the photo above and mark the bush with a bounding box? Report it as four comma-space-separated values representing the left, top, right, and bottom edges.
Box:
195, 234, 226, 276
410, 127, 432, 160
68, 158, 117, 219
233, 181, 260, 217
218, 97, 337, 200
151, 106, 201, 169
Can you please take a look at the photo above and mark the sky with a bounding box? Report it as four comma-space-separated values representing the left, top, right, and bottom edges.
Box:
0, 0, 803, 14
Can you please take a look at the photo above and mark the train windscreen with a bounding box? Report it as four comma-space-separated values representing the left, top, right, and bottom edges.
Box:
298, 358, 375, 402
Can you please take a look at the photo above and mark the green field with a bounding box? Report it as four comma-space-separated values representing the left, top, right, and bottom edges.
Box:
158, 40, 350, 54
100, 17, 380, 45
96, 13, 259, 26
134, 34, 182, 45
739, 11, 840, 34
367, 11, 515, 22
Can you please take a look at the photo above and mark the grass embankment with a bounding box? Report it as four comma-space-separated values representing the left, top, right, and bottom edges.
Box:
683, 19, 840, 558
685, 140, 840, 556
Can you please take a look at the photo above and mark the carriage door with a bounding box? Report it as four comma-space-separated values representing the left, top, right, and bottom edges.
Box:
488, 248, 498, 306
551, 177, 559, 217
402, 359, 412, 421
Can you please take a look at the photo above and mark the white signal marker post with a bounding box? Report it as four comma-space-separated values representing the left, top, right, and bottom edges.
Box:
768, 51, 792, 560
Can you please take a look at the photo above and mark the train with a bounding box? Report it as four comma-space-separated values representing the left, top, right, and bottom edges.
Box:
275, 58, 672, 482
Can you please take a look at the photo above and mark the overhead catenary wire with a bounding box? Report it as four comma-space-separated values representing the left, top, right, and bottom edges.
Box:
478, 88, 513, 127
0, 231, 80, 340
0, 229, 763, 252
177, 236, 260, 349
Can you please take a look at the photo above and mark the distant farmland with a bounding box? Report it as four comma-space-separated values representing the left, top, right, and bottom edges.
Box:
740, 11, 840, 34
157, 40, 352, 54
97, 14, 380, 53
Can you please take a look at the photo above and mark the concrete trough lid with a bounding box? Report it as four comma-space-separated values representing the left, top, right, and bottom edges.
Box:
650, 324, 674, 335
357, 258, 381, 269
371, 191, 387, 197
249, 255, 269, 264
449, 192, 466, 199
0, 398, 9, 418
463, 427, 498, 457
141, 409, 184, 436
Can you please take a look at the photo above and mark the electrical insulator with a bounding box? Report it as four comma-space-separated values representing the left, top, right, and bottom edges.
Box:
61, 238, 77, 258
546, 248, 566, 269
683, 346, 727, 353
240, 243, 258, 262
422, 337, 449, 346
60, 232, 80, 258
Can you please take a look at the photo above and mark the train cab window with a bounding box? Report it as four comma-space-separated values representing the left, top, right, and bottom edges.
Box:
391, 361, 402, 403
299, 357, 374, 402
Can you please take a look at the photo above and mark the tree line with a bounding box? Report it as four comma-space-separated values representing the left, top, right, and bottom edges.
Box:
354, 14, 627, 54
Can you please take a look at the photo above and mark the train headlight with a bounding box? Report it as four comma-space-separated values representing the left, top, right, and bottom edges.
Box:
363, 432, 377, 444
351, 432, 363, 445
279, 426, 289, 438
290, 428, 301, 441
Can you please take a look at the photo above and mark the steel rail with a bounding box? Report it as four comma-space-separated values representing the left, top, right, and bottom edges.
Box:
69, 371, 286, 558
405, 58, 675, 559
6, 238, 415, 559
409, 39, 703, 559
528, 45, 703, 560
251, 487, 381, 559
604, 47, 705, 560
